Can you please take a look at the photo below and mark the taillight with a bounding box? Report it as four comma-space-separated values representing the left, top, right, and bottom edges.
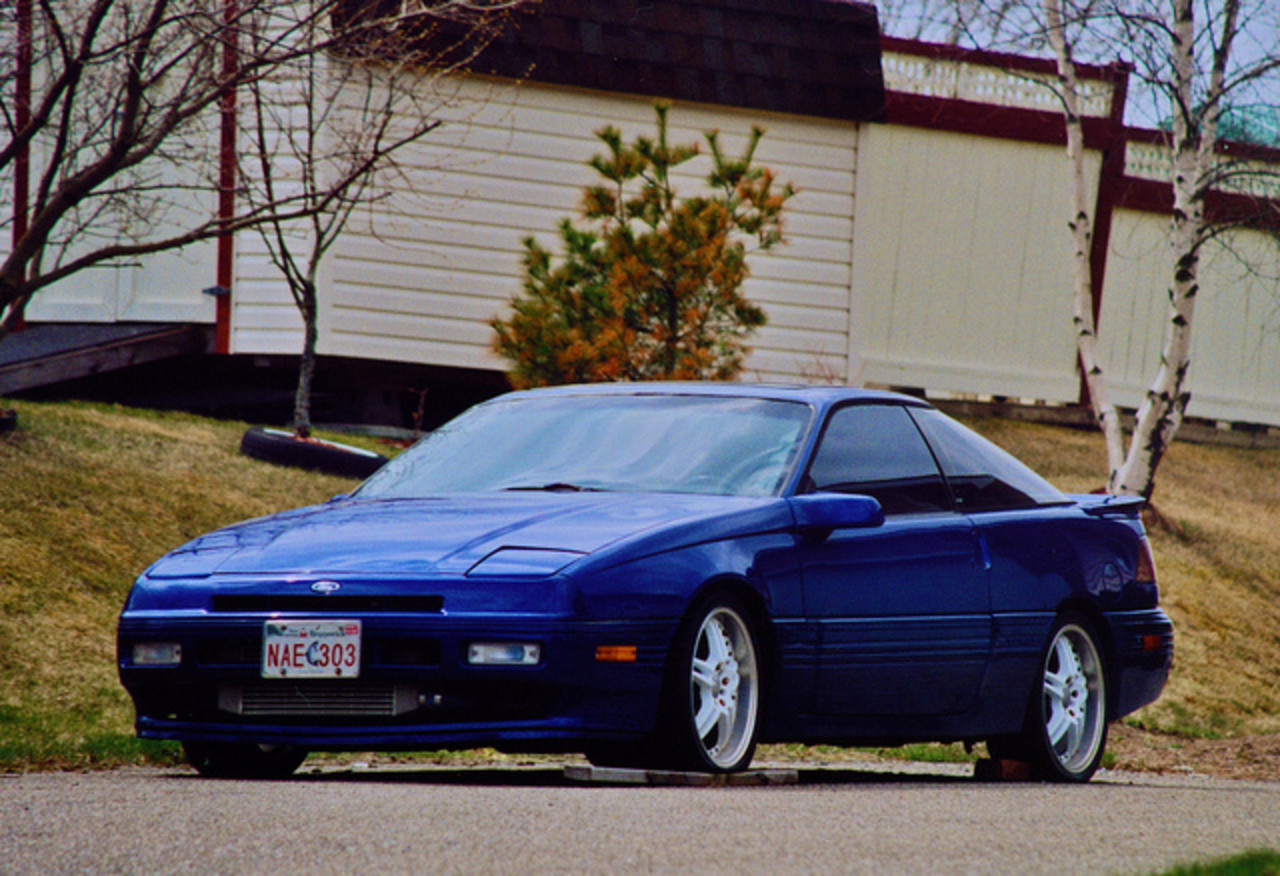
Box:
1136, 536, 1157, 584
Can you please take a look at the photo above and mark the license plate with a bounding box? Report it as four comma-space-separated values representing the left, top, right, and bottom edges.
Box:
262, 620, 361, 679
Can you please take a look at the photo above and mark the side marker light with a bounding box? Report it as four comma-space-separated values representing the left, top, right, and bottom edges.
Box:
595, 645, 637, 663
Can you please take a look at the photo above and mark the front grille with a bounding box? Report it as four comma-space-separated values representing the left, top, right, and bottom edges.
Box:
220, 683, 420, 717
377, 637, 442, 667
199, 637, 259, 665
210, 595, 444, 613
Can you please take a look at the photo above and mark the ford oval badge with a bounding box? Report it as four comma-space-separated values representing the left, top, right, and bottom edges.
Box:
311, 581, 341, 594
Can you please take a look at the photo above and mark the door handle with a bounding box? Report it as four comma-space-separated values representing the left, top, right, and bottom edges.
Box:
972, 531, 992, 571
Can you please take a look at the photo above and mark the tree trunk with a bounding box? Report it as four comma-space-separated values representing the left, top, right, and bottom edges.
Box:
293, 280, 318, 440
1044, 0, 1126, 487
1111, 0, 1236, 498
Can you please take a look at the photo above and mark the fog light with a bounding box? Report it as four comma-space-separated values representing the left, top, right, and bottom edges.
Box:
468, 642, 541, 666
133, 642, 182, 666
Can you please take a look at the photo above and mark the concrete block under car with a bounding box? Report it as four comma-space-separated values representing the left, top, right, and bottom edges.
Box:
974, 758, 1033, 782
564, 765, 799, 787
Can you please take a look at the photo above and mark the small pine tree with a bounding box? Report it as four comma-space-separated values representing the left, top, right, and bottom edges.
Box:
492, 104, 794, 388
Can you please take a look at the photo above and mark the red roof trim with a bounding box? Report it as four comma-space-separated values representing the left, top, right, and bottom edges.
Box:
1114, 176, 1280, 230
883, 91, 1116, 149
1125, 125, 1280, 164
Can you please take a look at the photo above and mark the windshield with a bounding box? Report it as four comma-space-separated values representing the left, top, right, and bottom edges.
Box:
354, 393, 814, 499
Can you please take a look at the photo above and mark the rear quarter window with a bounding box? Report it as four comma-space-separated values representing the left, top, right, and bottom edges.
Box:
908, 408, 1067, 512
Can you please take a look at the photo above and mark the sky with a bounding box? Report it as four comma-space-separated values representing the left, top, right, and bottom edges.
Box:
875, 0, 1280, 137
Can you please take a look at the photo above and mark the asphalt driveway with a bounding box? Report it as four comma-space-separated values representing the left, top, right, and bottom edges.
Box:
4, 761, 1276, 875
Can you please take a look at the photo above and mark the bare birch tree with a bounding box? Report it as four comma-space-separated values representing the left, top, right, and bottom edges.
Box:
1045, 0, 1278, 497
238, 1, 529, 437
884, 0, 1280, 497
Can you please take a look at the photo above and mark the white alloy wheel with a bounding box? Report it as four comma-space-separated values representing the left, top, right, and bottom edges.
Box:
1037, 617, 1107, 781
686, 600, 760, 771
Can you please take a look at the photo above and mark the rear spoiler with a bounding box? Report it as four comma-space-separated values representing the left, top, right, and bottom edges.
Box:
1078, 494, 1147, 518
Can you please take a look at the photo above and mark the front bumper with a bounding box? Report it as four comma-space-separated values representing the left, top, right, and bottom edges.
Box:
118, 612, 675, 750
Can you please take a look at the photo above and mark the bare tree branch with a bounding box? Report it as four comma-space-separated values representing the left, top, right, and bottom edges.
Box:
235, 0, 534, 434
4, 0, 534, 337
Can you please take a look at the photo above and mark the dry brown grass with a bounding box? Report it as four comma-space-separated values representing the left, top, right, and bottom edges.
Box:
0, 400, 381, 765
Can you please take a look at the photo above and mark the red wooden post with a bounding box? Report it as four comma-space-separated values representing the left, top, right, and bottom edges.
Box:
215, 0, 240, 354
10, 0, 33, 332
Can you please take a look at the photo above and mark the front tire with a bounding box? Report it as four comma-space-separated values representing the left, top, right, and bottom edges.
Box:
183, 742, 308, 779
662, 593, 762, 773
1017, 612, 1110, 782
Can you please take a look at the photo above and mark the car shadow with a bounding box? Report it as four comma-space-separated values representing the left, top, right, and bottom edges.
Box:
173, 763, 980, 788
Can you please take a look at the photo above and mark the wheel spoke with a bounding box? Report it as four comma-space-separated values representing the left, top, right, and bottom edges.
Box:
691, 657, 718, 693
1061, 709, 1085, 758
1044, 699, 1069, 747
1043, 668, 1069, 705
707, 695, 737, 751
694, 695, 722, 739
1053, 636, 1080, 677
703, 619, 731, 666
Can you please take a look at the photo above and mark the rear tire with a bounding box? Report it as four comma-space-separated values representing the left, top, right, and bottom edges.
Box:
658, 592, 762, 773
1003, 611, 1109, 782
183, 742, 308, 779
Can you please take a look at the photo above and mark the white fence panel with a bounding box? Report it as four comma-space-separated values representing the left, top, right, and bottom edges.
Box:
852, 123, 1095, 401
1102, 208, 1280, 426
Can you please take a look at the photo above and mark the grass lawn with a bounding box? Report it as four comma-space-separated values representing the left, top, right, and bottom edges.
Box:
1152, 849, 1280, 876
1, 397, 1278, 770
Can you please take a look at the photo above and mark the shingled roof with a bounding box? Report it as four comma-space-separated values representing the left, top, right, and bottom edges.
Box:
464, 0, 886, 123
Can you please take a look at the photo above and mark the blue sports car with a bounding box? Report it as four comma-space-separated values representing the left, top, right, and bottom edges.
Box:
118, 384, 1172, 781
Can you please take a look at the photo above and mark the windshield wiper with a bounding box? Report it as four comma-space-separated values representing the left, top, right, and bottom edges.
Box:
504, 482, 606, 493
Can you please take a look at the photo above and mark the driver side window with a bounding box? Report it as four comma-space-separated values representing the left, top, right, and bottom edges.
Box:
806, 404, 952, 515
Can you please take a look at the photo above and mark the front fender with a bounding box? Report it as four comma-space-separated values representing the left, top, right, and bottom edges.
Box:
568, 532, 800, 622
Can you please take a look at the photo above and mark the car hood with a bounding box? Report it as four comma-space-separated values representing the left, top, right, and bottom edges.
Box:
146, 492, 784, 579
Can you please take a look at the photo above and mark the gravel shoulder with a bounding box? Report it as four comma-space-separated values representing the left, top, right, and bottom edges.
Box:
1105, 724, 1280, 783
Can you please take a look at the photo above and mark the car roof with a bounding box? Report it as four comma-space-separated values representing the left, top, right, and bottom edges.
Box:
501, 382, 933, 410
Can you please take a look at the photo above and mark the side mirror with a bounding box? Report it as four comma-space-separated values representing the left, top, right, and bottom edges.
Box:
788, 493, 884, 540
